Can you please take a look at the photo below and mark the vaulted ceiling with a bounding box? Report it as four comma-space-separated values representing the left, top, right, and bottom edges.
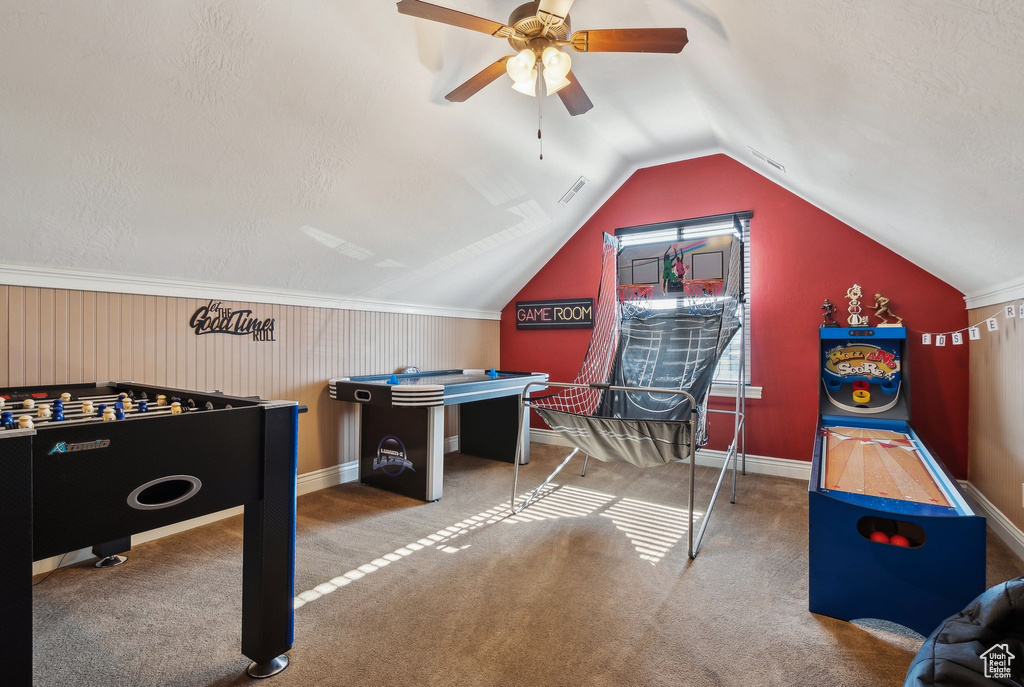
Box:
1, 1, 1022, 314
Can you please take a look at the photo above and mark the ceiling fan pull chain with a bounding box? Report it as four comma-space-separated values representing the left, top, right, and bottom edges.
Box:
538, 62, 544, 160
538, 95, 544, 160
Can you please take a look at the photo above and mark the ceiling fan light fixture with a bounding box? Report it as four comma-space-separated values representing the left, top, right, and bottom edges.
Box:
543, 73, 571, 95
506, 48, 537, 83
541, 46, 571, 80
511, 67, 538, 96
397, 0, 688, 119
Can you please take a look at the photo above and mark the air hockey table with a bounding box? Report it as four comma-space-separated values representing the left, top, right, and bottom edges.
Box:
329, 369, 548, 501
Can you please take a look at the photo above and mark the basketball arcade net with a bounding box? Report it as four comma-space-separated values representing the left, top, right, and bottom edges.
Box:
682, 278, 725, 316
617, 284, 654, 321
529, 233, 623, 417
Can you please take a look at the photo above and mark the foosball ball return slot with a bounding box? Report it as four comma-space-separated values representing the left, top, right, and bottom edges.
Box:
91, 476, 206, 568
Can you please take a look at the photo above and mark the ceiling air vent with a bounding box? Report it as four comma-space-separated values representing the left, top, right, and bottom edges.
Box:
559, 176, 588, 204
749, 147, 786, 173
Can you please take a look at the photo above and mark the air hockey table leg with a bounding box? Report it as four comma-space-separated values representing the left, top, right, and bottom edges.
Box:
241, 404, 298, 679
425, 405, 444, 502
459, 395, 531, 465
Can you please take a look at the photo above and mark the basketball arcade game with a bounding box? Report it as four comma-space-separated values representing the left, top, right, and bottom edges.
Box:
808, 327, 985, 635
0, 381, 303, 683
511, 219, 748, 560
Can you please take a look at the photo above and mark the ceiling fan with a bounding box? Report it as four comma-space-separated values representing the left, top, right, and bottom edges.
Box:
397, 0, 689, 116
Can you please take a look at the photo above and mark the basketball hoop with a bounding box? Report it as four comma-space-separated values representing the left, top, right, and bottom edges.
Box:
618, 284, 654, 320
682, 279, 724, 316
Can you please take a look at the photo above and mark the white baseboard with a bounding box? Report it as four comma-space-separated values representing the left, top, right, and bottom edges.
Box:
529, 427, 812, 481
960, 481, 1024, 562
695, 447, 812, 480
297, 461, 359, 495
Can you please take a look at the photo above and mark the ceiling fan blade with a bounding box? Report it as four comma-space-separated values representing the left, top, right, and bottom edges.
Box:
569, 28, 689, 53
556, 70, 594, 116
538, 0, 575, 21
397, 0, 513, 38
445, 57, 512, 102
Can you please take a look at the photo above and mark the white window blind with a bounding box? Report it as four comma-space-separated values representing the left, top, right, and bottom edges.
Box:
712, 217, 751, 384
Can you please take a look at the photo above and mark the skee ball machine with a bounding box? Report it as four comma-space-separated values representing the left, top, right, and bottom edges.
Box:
808, 326, 986, 635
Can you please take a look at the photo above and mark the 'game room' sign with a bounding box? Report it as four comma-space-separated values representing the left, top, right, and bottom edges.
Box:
515, 298, 594, 330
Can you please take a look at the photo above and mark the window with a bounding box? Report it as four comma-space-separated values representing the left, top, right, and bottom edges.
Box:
614, 212, 753, 390
712, 216, 751, 386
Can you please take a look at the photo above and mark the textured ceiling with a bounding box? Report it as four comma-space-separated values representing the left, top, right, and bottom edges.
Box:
1, 1, 1022, 312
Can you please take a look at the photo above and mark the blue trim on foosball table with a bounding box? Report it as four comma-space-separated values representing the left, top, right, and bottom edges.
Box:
288, 403, 298, 646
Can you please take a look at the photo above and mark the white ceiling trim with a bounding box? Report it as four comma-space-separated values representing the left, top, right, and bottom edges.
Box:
963, 276, 1024, 311
0, 263, 501, 321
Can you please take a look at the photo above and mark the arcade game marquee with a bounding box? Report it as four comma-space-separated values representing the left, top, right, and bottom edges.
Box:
809, 287, 985, 635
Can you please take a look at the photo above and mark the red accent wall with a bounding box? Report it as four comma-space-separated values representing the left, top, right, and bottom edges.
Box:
500, 154, 970, 477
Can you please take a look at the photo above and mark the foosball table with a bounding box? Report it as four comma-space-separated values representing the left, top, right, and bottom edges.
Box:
0, 381, 304, 684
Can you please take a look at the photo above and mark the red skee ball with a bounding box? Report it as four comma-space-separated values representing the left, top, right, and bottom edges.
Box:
869, 531, 890, 544
889, 534, 911, 547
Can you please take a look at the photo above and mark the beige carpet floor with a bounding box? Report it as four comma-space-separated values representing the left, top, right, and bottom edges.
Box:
32, 444, 1024, 686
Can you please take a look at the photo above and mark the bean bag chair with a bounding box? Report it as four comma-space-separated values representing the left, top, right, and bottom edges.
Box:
904, 576, 1024, 686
